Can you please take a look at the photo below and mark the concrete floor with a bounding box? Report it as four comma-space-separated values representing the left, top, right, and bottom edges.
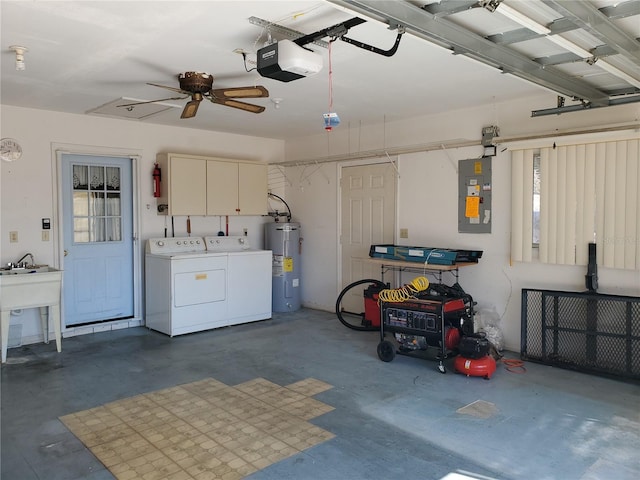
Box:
1, 308, 639, 480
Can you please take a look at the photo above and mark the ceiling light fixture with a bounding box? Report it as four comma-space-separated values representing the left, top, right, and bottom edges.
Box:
9, 45, 28, 71
496, 4, 640, 89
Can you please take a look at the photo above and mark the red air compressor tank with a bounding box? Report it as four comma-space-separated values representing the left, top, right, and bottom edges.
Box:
454, 355, 497, 379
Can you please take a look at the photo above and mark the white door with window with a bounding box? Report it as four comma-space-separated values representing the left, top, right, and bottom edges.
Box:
340, 163, 396, 312
61, 154, 134, 326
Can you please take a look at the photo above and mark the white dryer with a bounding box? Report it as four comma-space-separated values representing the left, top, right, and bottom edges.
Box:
204, 235, 272, 326
145, 237, 228, 336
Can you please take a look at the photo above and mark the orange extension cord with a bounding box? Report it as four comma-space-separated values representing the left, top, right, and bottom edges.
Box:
502, 358, 527, 374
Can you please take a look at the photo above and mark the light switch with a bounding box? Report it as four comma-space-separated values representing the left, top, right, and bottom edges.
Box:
400, 228, 408, 239
9, 231, 18, 243
42, 230, 50, 242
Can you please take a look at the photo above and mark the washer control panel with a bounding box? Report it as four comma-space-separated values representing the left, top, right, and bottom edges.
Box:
146, 236, 206, 254
204, 235, 251, 252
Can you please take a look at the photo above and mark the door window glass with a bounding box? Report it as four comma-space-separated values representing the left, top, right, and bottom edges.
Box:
72, 164, 122, 243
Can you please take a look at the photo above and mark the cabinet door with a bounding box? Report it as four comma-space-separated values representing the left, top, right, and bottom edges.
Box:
207, 160, 239, 215
170, 156, 207, 216
238, 162, 268, 215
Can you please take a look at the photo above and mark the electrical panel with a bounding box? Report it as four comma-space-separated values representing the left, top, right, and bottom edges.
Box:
458, 157, 492, 233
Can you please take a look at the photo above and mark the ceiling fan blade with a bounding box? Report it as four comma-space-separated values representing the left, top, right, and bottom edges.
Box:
210, 86, 269, 99
147, 82, 190, 95
211, 97, 265, 114
180, 99, 202, 119
117, 96, 188, 108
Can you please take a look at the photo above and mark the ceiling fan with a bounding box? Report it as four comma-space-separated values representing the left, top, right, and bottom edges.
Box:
119, 72, 269, 118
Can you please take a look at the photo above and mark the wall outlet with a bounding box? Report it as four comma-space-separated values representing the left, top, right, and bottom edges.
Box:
9, 231, 18, 243
400, 228, 409, 239
42, 230, 50, 242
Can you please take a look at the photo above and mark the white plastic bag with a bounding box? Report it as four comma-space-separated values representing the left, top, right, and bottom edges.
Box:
476, 305, 504, 352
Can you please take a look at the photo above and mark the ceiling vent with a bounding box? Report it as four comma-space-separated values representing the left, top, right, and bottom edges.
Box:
87, 98, 179, 120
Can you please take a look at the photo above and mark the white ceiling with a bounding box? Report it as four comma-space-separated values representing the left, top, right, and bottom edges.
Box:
2, 0, 638, 141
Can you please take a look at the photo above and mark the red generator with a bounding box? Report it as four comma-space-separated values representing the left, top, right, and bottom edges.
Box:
377, 294, 474, 373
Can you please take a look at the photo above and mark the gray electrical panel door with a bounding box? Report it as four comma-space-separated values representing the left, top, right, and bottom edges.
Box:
458, 157, 492, 233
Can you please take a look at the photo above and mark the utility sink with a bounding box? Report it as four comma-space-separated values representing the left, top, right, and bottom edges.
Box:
0, 266, 62, 310
1, 266, 63, 363
0, 264, 53, 275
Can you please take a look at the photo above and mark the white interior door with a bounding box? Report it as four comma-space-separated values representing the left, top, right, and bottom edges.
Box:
340, 163, 396, 313
61, 154, 134, 326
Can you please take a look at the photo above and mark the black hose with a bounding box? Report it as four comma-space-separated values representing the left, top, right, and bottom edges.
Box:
268, 193, 292, 222
335, 278, 387, 331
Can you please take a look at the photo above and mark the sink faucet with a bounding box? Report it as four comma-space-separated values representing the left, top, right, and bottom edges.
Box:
13, 253, 34, 268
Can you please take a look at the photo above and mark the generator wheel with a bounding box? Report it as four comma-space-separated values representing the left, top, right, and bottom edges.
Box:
377, 340, 396, 362
336, 279, 387, 331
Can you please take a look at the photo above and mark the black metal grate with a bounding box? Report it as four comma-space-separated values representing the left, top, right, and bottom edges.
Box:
521, 289, 640, 380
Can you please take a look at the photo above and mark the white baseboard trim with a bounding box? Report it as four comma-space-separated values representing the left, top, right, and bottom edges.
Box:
11, 318, 144, 348
63, 318, 144, 338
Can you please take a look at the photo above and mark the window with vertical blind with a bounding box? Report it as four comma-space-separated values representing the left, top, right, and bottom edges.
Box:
511, 138, 639, 270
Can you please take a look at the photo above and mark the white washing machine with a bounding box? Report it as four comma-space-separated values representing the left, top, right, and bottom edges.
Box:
204, 235, 272, 326
145, 236, 228, 336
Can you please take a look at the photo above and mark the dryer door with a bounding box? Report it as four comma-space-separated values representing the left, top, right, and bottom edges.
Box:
173, 256, 227, 307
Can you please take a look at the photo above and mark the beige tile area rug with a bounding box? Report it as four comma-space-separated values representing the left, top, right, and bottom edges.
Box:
60, 377, 335, 480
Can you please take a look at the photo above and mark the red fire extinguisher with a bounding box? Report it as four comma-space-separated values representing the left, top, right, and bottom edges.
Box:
153, 163, 161, 198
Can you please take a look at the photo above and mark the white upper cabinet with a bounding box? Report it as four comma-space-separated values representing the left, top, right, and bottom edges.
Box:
237, 162, 268, 215
156, 153, 207, 216
156, 153, 267, 216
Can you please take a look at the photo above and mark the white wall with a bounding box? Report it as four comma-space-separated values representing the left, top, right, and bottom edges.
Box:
1, 105, 284, 345
284, 93, 640, 351
3, 96, 639, 353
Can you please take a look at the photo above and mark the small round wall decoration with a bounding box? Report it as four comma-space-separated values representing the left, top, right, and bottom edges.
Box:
0, 138, 22, 162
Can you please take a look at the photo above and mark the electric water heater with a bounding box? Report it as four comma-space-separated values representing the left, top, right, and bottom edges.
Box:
265, 222, 301, 312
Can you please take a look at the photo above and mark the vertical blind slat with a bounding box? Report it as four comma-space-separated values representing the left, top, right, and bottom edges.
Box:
556, 146, 567, 263
544, 148, 560, 264
510, 150, 534, 262
594, 142, 607, 266
511, 150, 524, 262
575, 145, 586, 264
614, 141, 627, 269
522, 150, 534, 262
565, 146, 578, 264
603, 142, 617, 267
628, 140, 640, 269
539, 148, 549, 263
581, 145, 597, 264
